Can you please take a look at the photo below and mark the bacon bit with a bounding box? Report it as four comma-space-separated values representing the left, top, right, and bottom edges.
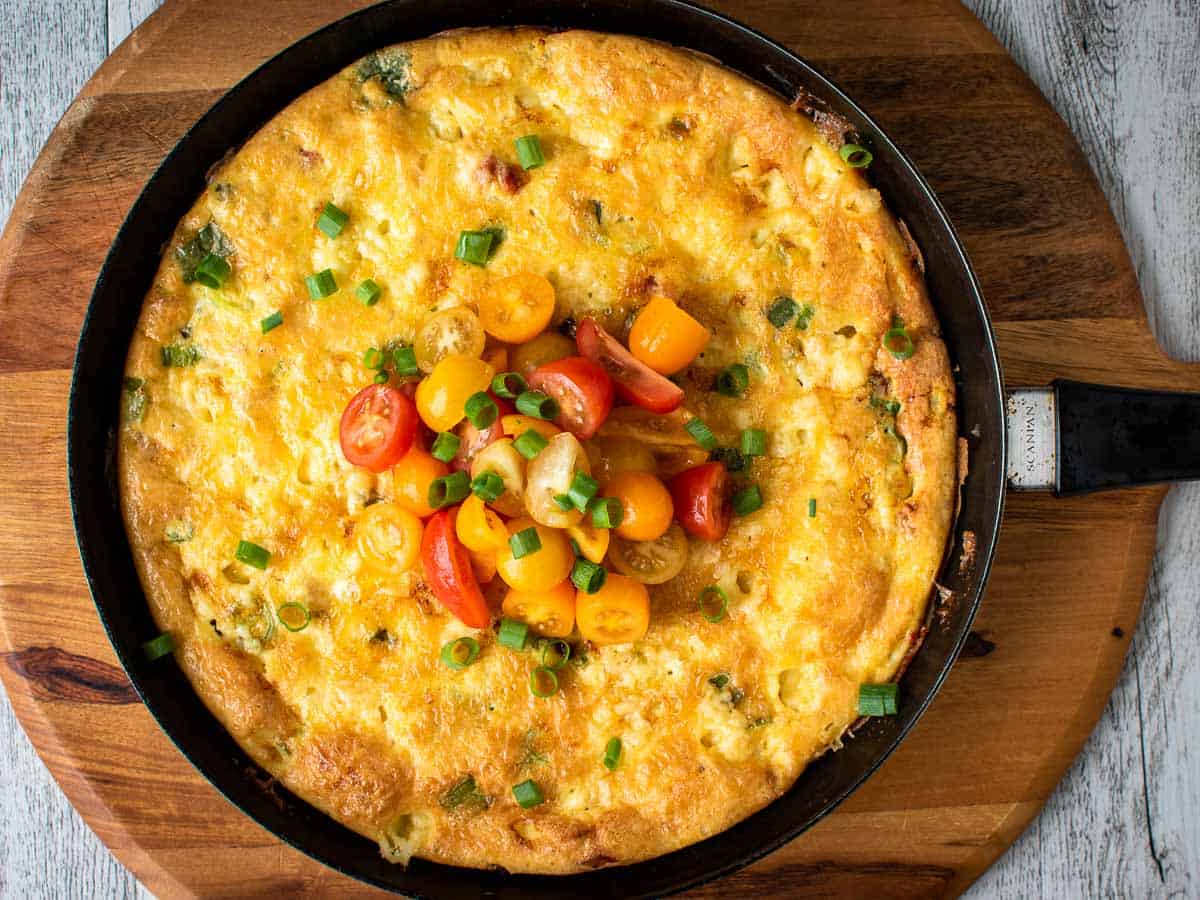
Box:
298, 148, 322, 168
479, 154, 528, 194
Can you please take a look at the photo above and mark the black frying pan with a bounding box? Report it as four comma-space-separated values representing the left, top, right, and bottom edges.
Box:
66, 0, 1200, 896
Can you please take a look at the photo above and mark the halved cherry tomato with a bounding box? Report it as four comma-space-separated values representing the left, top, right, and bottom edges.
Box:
602, 470, 674, 542
576, 318, 684, 413
566, 519, 610, 564
628, 296, 711, 375
575, 574, 650, 645
500, 414, 560, 441
356, 502, 424, 573
608, 522, 688, 585
527, 356, 614, 439
525, 432, 590, 528
496, 517, 574, 592
483, 345, 509, 372
586, 436, 657, 484
510, 331, 575, 377
339, 384, 419, 473
502, 580, 576, 638
479, 272, 556, 343
456, 494, 509, 553
470, 549, 498, 585
453, 391, 515, 473
415, 307, 486, 373
415, 353, 494, 432
420, 507, 491, 628
668, 462, 731, 542
470, 438, 527, 517
392, 446, 450, 518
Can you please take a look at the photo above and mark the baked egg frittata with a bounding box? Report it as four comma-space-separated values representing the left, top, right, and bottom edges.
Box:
118, 28, 957, 873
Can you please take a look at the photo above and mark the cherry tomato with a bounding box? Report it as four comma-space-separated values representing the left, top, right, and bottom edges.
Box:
586, 436, 657, 484
608, 522, 688, 585
668, 462, 731, 542
420, 507, 491, 628
602, 470, 674, 542
415, 354, 494, 432
575, 574, 650, 645
455, 494, 509, 553
470, 549, 498, 585
566, 519, 610, 564
628, 295, 711, 375
392, 446, 450, 518
479, 272, 556, 343
575, 317, 684, 413
500, 414, 560, 441
356, 502, 424, 573
469, 438, 527, 518
453, 391, 515, 472
502, 580, 576, 638
510, 331, 575, 377
496, 517, 574, 592
527, 356, 614, 439
339, 384, 418, 473
414, 307, 486, 373
524, 432, 590, 528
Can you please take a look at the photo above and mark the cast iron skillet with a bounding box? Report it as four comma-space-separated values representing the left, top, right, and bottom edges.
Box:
69, 0, 1197, 895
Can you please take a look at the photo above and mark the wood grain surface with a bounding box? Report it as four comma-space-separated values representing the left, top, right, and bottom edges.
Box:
0, 1, 1197, 897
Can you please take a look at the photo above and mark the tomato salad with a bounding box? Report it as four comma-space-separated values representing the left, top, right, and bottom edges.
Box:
337, 274, 763, 695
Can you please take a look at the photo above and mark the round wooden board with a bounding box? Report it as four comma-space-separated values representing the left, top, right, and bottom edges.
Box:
1, 1, 1197, 896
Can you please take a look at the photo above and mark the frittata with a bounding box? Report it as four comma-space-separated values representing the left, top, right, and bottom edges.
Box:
118, 28, 957, 873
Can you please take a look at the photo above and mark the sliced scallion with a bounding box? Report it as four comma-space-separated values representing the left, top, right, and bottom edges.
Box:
767, 296, 798, 328
498, 618, 529, 651
454, 229, 495, 266
194, 253, 231, 289
392, 345, 419, 376
539, 638, 571, 670
698, 585, 729, 623
685, 417, 717, 451
260, 310, 283, 334
840, 143, 873, 168
741, 428, 766, 457
373, 370, 390, 384
430, 432, 461, 463
317, 202, 349, 238
363, 347, 385, 369
356, 278, 382, 306
235, 540, 270, 570
513, 429, 549, 460
471, 471, 506, 502
515, 391, 559, 420
142, 632, 175, 661
491, 371, 527, 399
529, 666, 559, 699
428, 471, 470, 508
305, 268, 337, 300
465, 392, 498, 429
277, 601, 311, 632
441, 636, 481, 670
571, 558, 606, 594
512, 778, 545, 807
590, 497, 623, 529
553, 494, 574, 511
515, 134, 546, 170
602, 737, 622, 772
883, 325, 915, 360
567, 472, 600, 510
510, 527, 541, 559
731, 484, 763, 517
795, 303, 816, 330
808, 497, 817, 518
715, 363, 750, 397
857, 683, 899, 716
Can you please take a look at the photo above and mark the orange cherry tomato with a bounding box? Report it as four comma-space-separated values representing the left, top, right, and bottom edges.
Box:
500, 414, 560, 441
339, 384, 418, 473
527, 356, 614, 440
575, 574, 650, 645
576, 317, 684, 413
566, 519, 610, 564
502, 580, 576, 638
496, 517, 574, 592
587, 436, 657, 484
479, 272, 556, 343
603, 471, 674, 542
420, 507, 491, 628
356, 502, 424, 573
392, 446, 450, 518
628, 295, 711, 375
510, 331, 575, 377
668, 462, 731, 542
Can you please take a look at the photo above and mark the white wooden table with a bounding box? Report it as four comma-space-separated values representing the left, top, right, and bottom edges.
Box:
1, 2, 1196, 897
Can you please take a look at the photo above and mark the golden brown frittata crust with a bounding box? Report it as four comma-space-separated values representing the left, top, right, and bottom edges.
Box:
119, 28, 956, 873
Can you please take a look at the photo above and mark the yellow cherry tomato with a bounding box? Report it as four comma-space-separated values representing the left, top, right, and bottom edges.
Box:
509, 331, 574, 377
470, 549, 498, 584
355, 502, 423, 572
586, 436, 657, 484
500, 414, 560, 441
575, 574, 650, 645
415, 353, 495, 432
496, 516, 574, 592
566, 519, 610, 564
628, 295, 711, 375
479, 272, 556, 343
456, 494, 509, 553
484, 345, 509, 372
469, 438, 527, 518
602, 470, 674, 542
391, 446, 449, 518
414, 306, 486, 373
654, 445, 711, 478
502, 580, 576, 638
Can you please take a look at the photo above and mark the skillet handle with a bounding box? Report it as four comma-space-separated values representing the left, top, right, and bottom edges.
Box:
1054, 379, 1200, 494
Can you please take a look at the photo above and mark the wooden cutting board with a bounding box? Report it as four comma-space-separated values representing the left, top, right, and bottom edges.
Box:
1, 1, 1196, 896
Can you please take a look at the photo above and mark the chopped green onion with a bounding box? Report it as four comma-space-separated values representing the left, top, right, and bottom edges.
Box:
373, 370, 390, 384
767, 296, 798, 328
515, 134, 546, 170
428, 471, 470, 508
513, 429, 549, 460
260, 310, 283, 334
858, 683, 899, 716
571, 558, 607, 594
539, 639, 571, 670
715, 363, 750, 397
142, 632, 175, 661
491, 372, 527, 399
553, 494, 574, 511
471, 471, 506, 502
317, 202, 349, 237
498, 617, 530, 650
305, 268, 337, 299
441, 775, 489, 810
529, 667, 559, 699
160, 343, 201, 367
709, 672, 731, 690
430, 432, 461, 463
840, 143, 874, 168
698, 585, 729, 623
808, 497, 817, 518
392, 345, 419, 376
465, 392, 498, 428
363, 347, 385, 369
741, 428, 767, 457
235, 540, 270, 570
512, 778, 545, 807
567, 472, 600, 510
710, 447, 748, 473
731, 484, 763, 516
685, 417, 718, 451
883, 326, 915, 360
795, 303, 816, 330
194, 253, 231, 289
515, 391, 559, 420
356, 278, 382, 306
455, 229, 495, 266
590, 497, 623, 529
277, 602, 311, 632
870, 394, 902, 416
441, 636, 481, 670
603, 737, 622, 772
510, 527, 541, 559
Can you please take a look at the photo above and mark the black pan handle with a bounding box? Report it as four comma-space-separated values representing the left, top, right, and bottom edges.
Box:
1006, 380, 1200, 494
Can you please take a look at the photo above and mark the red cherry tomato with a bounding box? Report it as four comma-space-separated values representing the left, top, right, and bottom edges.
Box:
575, 318, 684, 414
527, 356, 614, 439
668, 462, 731, 542
338, 384, 418, 473
420, 507, 491, 628
452, 391, 515, 472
